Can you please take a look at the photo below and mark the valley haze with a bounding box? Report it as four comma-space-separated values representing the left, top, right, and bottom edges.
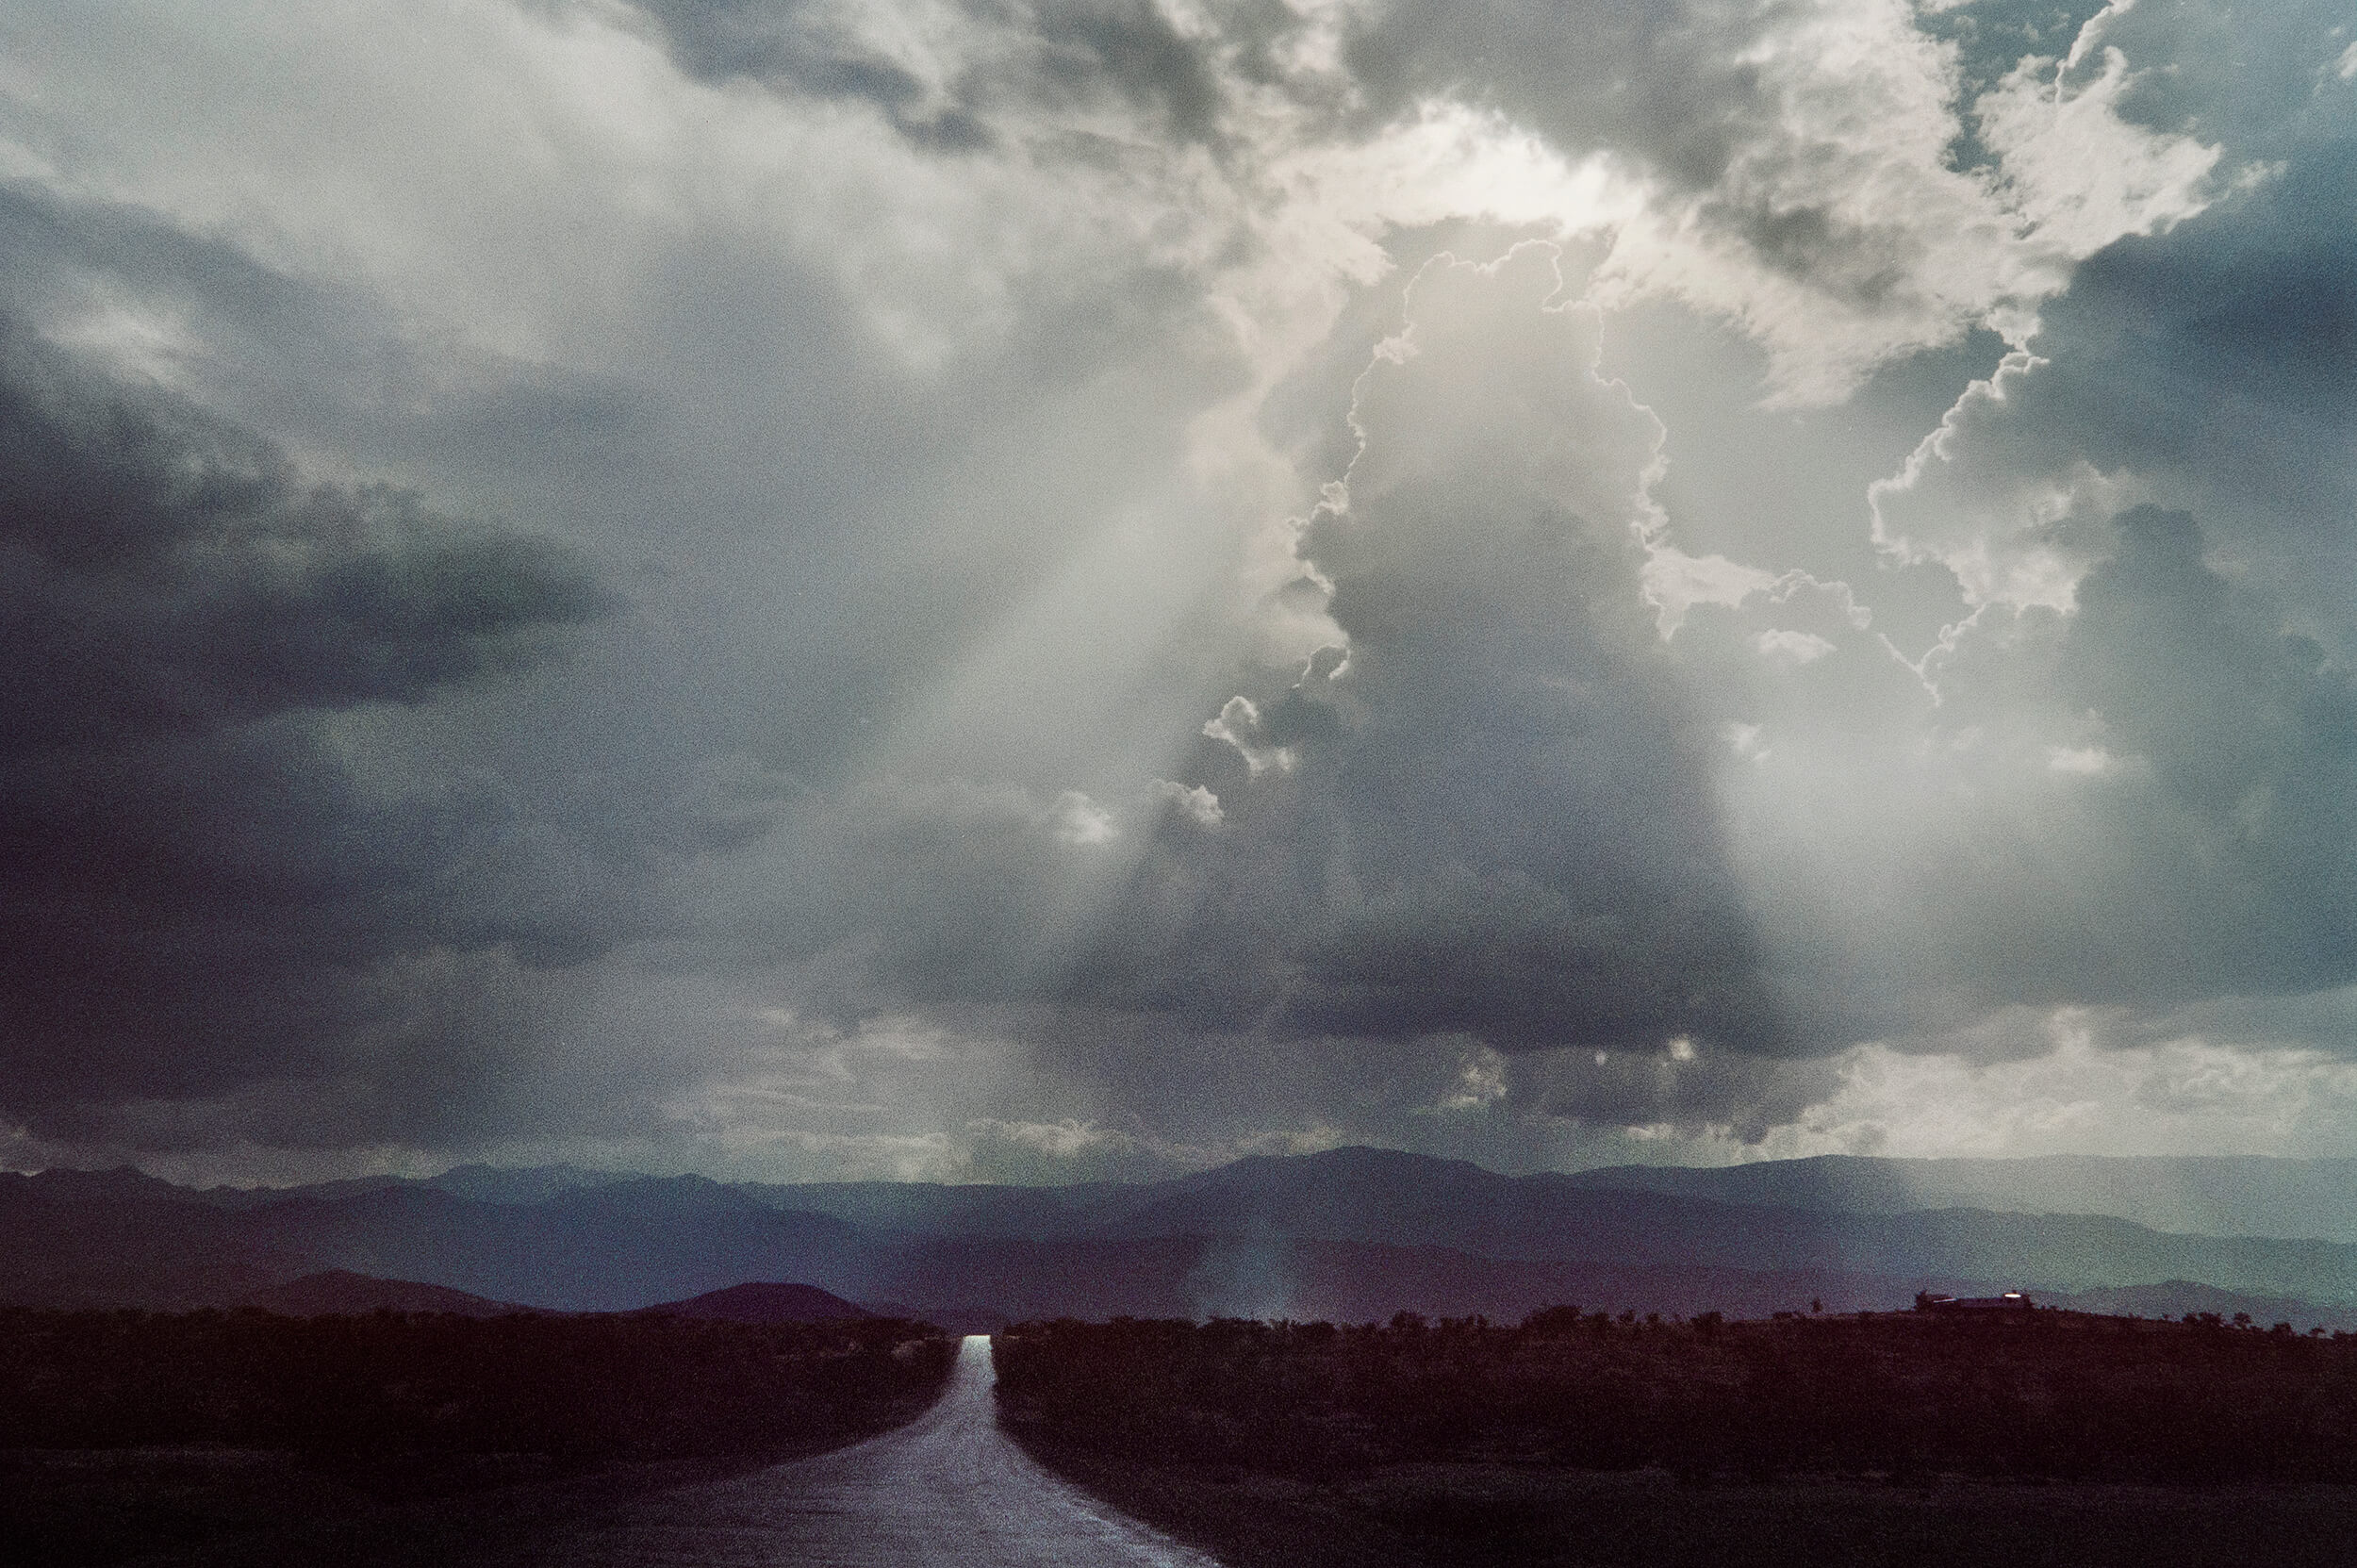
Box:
16, 1147, 2357, 1333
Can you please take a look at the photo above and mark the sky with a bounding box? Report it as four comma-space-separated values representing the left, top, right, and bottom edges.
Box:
0, 0, 2350, 1187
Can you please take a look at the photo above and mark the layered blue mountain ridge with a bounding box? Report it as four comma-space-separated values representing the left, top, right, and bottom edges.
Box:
9, 1147, 2357, 1329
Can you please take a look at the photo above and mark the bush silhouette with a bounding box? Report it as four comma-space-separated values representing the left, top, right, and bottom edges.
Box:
993, 1308, 2357, 1484
0, 1307, 956, 1477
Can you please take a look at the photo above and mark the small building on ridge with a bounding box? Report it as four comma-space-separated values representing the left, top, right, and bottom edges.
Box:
1915, 1291, 2035, 1313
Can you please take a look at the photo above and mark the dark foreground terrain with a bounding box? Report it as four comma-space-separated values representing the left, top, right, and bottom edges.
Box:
995, 1309, 2357, 1567
0, 1307, 956, 1567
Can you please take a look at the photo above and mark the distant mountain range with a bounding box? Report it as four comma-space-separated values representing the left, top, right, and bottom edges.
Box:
229, 1270, 878, 1324
240, 1269, 543, 1317
10, 1147, 2357, 1329
1554, 1154, 2357, 1245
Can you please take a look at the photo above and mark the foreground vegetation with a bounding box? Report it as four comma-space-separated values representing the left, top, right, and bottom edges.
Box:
1, 1306, 956, 1566
995, 1309, 2357, 1567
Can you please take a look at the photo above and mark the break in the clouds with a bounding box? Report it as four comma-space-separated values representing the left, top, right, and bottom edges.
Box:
0, 0, 2350, 1183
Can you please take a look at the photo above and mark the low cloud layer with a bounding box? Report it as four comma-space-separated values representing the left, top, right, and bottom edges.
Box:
0, 0, 2349, 1182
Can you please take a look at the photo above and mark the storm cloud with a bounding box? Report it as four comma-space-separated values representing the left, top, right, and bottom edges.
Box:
1063, 247, 1783, 1052
0, 321, 619, 1145
0, 0, 2350, 1182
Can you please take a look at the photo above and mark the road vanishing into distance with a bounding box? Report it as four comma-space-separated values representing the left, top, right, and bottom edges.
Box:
530, 1335, 1223, 1567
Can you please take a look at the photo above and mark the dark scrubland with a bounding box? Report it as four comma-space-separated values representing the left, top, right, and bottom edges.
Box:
994, 1309, 2357, 1568
0, 1306, 956, 1567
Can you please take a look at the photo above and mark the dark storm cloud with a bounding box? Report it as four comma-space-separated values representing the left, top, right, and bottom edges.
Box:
627, 0, 988, 147
3, 0, 2348, 1179
684, 250, 1784, 1074
628, 0, 1237, 149
1806, 4, 2357, 1047
1050, 248, 1784, 1055
633, 0, 915, 91
2058, 506, 2357, 996
0, 179, 346, 360
1342, 0, 1777, 190
1010, 0, 1228, 140
1331, 0, 2023, 360
2021, 140, 2357, 633
0, 178, 667, 566
1924, 0, 2357, 630
0, 323, 622, 1139
0, 340, 609, 739
1708, 197, 1916, 308
1776, 499, 2357, 1036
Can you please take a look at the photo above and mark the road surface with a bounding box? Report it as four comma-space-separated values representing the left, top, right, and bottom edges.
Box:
529, 1335, 1223, 1567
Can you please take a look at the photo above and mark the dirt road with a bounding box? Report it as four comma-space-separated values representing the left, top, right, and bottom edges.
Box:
529, 1334, 1223, 1567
